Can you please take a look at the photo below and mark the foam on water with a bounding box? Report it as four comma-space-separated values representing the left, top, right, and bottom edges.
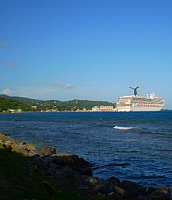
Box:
113, 126, 135, 130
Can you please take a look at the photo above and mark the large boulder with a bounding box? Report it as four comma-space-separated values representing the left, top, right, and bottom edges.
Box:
120, 180, 147, 196
0, 133, 17, 147
150, 187, 171, 200
13, 142, 38, 156
15, 144, 29, 154
0, 133, 10, 138
54, 166, 78, 182
0, 133, 19, 152
41, 146, 56, 156
53, 153, 92, 176
108, 176, 121, 187
93, 180, 115, 195
33, 153, 93, 182
72, 175, 102, 189
0, 133, 39, 156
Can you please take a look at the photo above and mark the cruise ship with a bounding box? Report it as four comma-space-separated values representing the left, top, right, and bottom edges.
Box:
116, 87, 165, 112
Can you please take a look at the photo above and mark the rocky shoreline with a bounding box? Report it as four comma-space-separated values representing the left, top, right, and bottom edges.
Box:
0, 132, 171, 200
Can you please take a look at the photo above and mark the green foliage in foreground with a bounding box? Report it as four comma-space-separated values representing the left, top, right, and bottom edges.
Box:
0, 145, 113, 200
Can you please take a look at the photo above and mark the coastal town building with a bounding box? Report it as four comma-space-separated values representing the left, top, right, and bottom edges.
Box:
92, 106, 114, 112
92, 106, 100, 111
99, 106, 114, 111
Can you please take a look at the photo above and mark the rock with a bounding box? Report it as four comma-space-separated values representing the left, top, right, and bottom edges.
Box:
0, 133, 10, 138
3, 137, 16, 145
54, 166, 78, 181
137, 194, 152, 200
79, 167, 92, 176
42, 156, 55, 164
93, 180, 115, 195
0, 133, 18, 150
73, 175, 102, 188
41, 146, 56, 156
113, 185, 127, 198
14, 143, 38, 157
150, 187, 171, 200
1, 134, 171, 200
33, 153, 93, 184
18, 141, 27, 145
53, 153, 92, 175
75, 157, 92, 175
108, 176, 121, 187
85, 176, 101, 188
121, 180, 147, 196
148, 187, 157, 194
27, 151, 39, 157
14, 144, 29, 155
26, 143, 37, 151
53, 153, 79, 165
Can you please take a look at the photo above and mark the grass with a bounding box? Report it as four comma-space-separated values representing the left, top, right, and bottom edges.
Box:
0, 145, 115, 200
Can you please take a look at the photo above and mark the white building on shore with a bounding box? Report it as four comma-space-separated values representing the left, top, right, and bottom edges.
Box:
92, 106, 100, 111
92, 105, 114, 112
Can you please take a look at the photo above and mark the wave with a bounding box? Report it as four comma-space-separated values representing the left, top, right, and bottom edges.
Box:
113, 126, 135, 130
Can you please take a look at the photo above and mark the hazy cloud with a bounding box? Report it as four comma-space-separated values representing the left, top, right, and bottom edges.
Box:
54, 81, 63, 87
53, 81, 73, 89
1, 88, 12, 95
2, 60, 24, 68
33, 80, 43, 85
64, 84, 73, 89
1, 41, 10, 48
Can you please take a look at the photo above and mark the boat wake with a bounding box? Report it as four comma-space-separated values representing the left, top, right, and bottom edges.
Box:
113, 126, 135, 130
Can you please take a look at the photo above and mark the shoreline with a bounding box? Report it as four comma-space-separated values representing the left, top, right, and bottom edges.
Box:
0, 109, 171, 114
0, 132, 171, 200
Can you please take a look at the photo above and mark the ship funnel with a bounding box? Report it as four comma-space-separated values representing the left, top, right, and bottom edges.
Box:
129, 86, 139, 96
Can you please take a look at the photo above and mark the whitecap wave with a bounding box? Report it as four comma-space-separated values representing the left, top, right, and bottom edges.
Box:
113, 126, 134, 130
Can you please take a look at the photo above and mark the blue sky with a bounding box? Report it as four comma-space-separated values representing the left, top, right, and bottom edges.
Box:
0, 0, 172, 109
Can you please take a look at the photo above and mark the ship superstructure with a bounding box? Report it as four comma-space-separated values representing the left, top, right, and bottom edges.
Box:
116, 87, 165, 112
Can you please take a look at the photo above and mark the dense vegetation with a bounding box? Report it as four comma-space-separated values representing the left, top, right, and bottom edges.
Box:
0, 96, 31, 112
40, 99, 115, 111
0, 95, 115, 112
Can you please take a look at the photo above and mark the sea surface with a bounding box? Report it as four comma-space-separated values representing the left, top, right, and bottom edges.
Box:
0, 111, 172, 189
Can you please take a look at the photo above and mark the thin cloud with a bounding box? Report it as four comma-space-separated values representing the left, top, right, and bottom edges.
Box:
1, 41, 10, 48
1, 88, 12, 95
53, 81, 73, 89
2, 60, 24, 68
33, 80, 43, 85
54, 81, 63, 87
65, 84, 73, 89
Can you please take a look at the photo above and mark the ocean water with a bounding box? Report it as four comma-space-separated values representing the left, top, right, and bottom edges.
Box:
0, 111, 172, 189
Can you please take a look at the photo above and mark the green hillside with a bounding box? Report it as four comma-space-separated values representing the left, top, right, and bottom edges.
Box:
0, 95, 115, 112
0, 96, 31, 112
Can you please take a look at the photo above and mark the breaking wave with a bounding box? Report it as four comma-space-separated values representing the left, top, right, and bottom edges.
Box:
113, 126, 135, 130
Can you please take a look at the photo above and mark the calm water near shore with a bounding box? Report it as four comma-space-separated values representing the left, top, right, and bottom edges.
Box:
0, 111, 172, 189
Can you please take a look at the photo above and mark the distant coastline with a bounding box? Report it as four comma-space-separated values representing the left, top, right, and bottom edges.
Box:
0, 94, 115, 113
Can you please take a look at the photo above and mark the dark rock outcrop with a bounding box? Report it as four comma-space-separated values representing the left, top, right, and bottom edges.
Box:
0, 133, 171, 200
150, 187, 171, 200
121, 180, 147, 196
33, 153, 92, 182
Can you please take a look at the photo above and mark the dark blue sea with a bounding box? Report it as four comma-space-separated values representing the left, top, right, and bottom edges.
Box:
0, 111, 172, 189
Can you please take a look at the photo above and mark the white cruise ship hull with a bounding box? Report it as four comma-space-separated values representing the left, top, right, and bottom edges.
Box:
116, 93, 165, 112
117, 105, 164, 112
130, 106, 163, 112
